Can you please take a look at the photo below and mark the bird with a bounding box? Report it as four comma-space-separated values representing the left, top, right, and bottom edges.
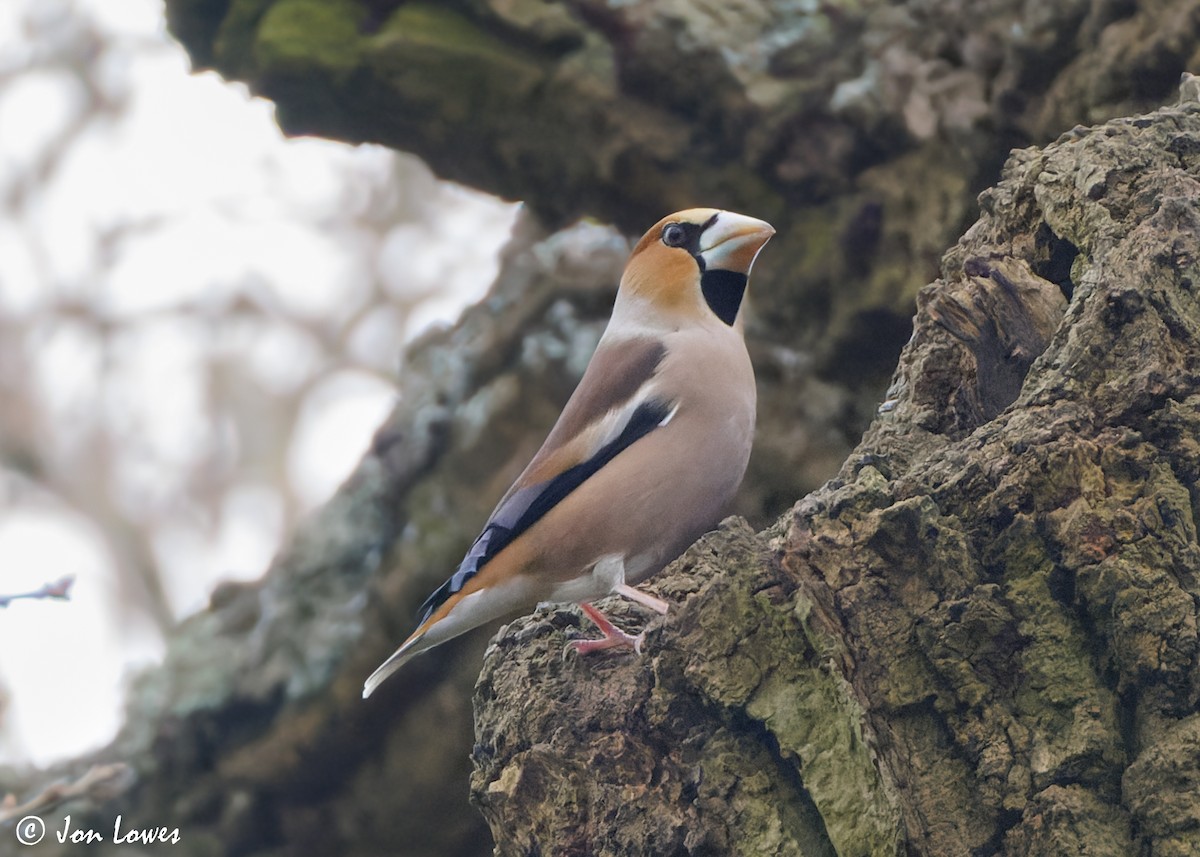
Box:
363, 208, 774, 698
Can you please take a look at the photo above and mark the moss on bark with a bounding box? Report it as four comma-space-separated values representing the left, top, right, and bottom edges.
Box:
6, 5, 1200, 856
471, 89, 1200, 857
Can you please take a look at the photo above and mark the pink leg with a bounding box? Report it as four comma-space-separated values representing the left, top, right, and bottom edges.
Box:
613, 583, 669, 615
566, 602, 646, 656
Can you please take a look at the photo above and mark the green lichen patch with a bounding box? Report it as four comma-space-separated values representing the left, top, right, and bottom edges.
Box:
470, 521, 905, 856
254, 0, 364, 78
367, 4, 547, 122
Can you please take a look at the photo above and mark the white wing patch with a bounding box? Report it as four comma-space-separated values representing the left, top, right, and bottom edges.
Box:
576, 382, 674, 461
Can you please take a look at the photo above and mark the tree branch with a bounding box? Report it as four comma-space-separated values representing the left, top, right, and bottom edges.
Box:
0, 576, 74, 609
471, 83, 1200, 857
0, 764, 133, 826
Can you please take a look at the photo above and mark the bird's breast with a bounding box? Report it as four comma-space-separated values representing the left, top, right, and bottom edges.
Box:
520, 325, 756, 588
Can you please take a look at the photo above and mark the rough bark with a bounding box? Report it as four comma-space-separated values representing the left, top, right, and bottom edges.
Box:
2, 3, 1199, 857
163, 0, 1200, 393
472, 90, 1200, 855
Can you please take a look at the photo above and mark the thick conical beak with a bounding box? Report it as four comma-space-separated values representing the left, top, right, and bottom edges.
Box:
698, 212, 775, 274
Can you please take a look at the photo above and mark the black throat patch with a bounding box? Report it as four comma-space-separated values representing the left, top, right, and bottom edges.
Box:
700, 269, 747, 326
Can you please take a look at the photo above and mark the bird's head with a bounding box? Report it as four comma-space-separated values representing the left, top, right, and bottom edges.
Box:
618, 208, 775, 329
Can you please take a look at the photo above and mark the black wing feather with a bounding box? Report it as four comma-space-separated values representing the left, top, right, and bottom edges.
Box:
415, 398, 672, 624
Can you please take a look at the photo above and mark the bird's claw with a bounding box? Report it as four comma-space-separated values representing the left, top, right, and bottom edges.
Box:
562, 629, 646, 660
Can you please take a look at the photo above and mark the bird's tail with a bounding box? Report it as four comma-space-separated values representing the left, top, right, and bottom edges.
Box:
362, 632, 430, 698
361, 571, 537, 698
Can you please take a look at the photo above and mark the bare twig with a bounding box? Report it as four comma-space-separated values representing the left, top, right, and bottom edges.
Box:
0, 763, 133, 825
0, 576, 75, 609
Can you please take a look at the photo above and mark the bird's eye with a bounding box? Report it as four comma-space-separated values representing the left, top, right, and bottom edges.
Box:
662, 223, 688, 248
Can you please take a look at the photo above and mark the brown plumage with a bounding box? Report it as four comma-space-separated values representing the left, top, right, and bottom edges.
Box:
364, 209, 774, 698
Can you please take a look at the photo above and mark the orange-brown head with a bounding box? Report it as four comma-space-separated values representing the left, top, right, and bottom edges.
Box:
618, 209, 775, 328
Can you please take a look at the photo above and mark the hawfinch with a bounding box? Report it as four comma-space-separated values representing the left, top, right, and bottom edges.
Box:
363, 209, 774, 698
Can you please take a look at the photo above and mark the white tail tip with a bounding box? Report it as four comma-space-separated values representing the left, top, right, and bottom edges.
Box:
362, 634, 425, 699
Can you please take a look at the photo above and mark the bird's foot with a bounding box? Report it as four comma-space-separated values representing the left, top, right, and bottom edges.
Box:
567, 629, 646, 657
563, 602, 646, 658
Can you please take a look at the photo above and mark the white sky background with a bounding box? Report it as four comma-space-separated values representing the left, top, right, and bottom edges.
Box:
0, 0, 517, 765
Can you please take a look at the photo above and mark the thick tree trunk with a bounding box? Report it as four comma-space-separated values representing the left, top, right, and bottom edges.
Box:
473, 92, 1200, 855
164, 0, 1200, 398
3, 2, 1199, 856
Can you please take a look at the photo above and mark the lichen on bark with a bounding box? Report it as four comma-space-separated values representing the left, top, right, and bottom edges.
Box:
6, 3, 1200, 855
470, 89, 1200, 856
472, 520, 899, 856
165, 0, 1199, 401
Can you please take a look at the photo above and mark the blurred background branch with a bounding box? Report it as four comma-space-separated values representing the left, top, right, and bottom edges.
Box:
0, 0, 1197, 855
0, 0, 514, 765
0, 576, 73, 608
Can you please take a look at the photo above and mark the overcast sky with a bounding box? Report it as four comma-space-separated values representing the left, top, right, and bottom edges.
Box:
0, 0, 516, 765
